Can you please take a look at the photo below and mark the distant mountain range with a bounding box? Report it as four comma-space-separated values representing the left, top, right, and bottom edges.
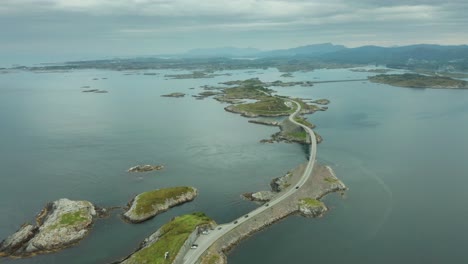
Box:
177, 43, 468, 67
182, 43, 346, 58
19, 42, 468, 72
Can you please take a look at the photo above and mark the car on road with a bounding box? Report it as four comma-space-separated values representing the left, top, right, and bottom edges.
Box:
244, 214, 249, 218
217, 227, 222, 230
190, 244, 198, 249
201, 230, 209, 235
233, 220, 238, 224
295, 186, 300, 189
265, 203, 269, 207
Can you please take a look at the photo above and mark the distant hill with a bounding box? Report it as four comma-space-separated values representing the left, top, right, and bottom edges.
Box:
259, 43, 346, 57
179, 43, 346, 58
179, 44, 468, 68
184, 47, 261, 58
319, 44, 468, 65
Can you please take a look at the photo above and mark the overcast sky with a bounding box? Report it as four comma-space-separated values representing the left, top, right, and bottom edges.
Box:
1, 0, 467, 65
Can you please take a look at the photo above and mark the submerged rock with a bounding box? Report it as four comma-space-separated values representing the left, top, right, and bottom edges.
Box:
123, 187, 198, 223
127, 164, 164, 173
0, 199, 96, 258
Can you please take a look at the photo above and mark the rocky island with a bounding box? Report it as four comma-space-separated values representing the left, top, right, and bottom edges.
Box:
0, 199, 98, 258
82, 89, 108, 93
123, 187, 198, 223
161, 92, 185, 98
369, 73, 468, 89
117, 213, 215, 264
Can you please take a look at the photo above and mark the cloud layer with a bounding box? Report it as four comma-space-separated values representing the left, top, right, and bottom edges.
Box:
1, 0, 467, 64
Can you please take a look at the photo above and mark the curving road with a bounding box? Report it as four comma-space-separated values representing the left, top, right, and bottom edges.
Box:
182, 99, 317, 264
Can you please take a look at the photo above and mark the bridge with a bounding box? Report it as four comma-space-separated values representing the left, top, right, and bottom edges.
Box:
182, 99, 317, 264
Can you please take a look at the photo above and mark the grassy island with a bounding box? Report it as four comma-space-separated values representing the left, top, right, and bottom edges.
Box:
134, 187, 195, 216
123, 213, 214, 264
369, 73, 468, 89
123, 187, 198, 223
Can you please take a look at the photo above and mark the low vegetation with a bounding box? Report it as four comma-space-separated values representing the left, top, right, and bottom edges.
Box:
125, 213, 214, 264
299, 198, 324, 207
294, 116, 315, 128
201, 252, 223, 264
286, 130, 308, 141
48, 209, 90, 230
134, 187, 195, 216
324, 177, 339, 183
232, 97, 293, 115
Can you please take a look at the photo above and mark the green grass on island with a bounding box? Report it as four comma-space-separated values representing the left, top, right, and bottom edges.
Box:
232, 97, 293, 115
294, 116, 315, 128
223, 86, 269, 100
134, 187, 195, 216
369, 73, 468, 89
201, 253, 222, 264
49, 209, 90, 229
126, 213, 214, 264
324, 177, 339, 183
299, 198, 324, 207
286, 130, 308, 141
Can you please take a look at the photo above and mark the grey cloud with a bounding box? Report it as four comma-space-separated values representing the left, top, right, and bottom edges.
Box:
0, 0, 467, 64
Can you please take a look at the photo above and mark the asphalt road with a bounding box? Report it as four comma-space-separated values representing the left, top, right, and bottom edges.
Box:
182, 99, 317, 264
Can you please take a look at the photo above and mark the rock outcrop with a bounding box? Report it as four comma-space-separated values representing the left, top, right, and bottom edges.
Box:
270, 171, 293, 192
127, 164, 164, 173
242, 191, 275, 202
123, 187, 198, 223
298, 198, 327, 217
0, 199, 96, 258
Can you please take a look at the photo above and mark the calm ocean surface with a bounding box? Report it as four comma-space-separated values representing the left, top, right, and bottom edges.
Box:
0, 68, 467, 263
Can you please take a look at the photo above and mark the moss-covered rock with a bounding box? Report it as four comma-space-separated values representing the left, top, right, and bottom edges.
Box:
0, 199, 96, 257
298, 198, 327, 217
123, 187, 198, 223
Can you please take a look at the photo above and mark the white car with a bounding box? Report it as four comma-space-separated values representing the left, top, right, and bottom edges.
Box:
190, 244, 198, 249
